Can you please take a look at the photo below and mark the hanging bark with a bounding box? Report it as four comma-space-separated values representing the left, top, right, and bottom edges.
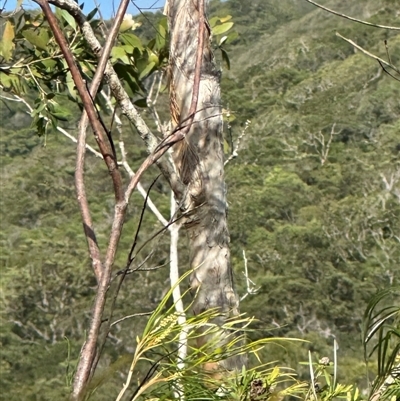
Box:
166, 0, 246, 373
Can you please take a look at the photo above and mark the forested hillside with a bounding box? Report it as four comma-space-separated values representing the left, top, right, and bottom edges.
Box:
0, 0, 399, 399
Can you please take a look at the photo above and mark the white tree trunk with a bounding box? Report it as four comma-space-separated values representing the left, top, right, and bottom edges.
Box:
166, 0, 245, 373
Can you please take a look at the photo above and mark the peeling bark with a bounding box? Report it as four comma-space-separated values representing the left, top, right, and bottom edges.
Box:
166, 0, 246, 372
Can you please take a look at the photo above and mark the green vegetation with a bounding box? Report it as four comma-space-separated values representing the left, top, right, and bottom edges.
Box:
0, 0, 399, 399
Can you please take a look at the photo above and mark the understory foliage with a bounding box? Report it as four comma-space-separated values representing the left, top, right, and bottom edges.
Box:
0, 0, 399, 400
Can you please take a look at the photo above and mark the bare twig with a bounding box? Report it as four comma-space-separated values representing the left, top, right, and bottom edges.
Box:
304, 0, 400, 31
100, 90, 169, 226
336, 32, 400, 81
67, 0, 132, 394
305, 123, 341, 166
90, 177, 161, 379
147, 71, 166, 135
336, 33, 399, 71
110, 312, 153, 328
168, 191, 186, 400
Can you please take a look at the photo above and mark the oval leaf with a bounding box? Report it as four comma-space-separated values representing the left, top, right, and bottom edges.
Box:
120, 33, 143, 51
220, 48, 230, 70
139, 61, 155, 80
22, 28, 49, 51
212, 22, 234, 36
0, 21, 15, 61
60, 9, 76, 30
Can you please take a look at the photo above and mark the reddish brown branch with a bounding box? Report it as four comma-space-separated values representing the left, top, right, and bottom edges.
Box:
70, 0, 131, 398
34, 0, 124, 203
32, 0, 132, 400
74, 0, 131, 284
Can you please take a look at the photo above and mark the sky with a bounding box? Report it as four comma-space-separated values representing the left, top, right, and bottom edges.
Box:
2, 0, 165, 17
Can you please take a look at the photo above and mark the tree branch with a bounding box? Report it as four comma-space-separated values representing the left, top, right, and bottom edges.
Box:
34, 0, 124, 202
336, 32, 400, 81
304, 0, 400, 30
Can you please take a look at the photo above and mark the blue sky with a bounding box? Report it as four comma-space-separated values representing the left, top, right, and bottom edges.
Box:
2, 0, 165, 17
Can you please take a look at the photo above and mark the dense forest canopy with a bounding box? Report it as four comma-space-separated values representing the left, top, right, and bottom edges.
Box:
0, 0, 399, 400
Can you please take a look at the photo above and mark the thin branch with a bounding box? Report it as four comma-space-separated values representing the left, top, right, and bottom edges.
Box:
71, 0, 133, 395
147, 71, 166, 135
33, 0, 124, 202
336, 32, 400, 82
377, 60, 400, 82
336, 32, 399, 71
240, 250, 260, 302
90, 176, 161, 382
127, 176, 162, 269
31, 0, 132, 398
110, 312, 153, 328
304, 0, 400, 31
168, 191, 186, 400
100, 90, 169, 226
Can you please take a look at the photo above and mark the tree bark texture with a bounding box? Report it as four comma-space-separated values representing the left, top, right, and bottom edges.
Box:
166, 0, 245, 372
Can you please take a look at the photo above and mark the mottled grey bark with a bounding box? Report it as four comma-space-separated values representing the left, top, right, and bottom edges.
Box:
166, 0, 246, 373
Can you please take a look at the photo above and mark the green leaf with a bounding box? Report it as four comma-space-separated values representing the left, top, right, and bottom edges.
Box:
220, 47, 230, 70
86, 7, 98, 21
0, 71, 14, 89
147, 50, 159, 65
133, 98, 147, 108
113, 64, 140, 97
32, 116, 47, 136
209, 16, 219, 28
156, 23, 166, 50
120, 33, 143, 51
111, 46, 129, 64
225, 31, 239, 44
50, 112, 69, 121
50, 102, 71, 121
22, 28, 49, 51
60, 9, 76, 31
212, 22, 234, 36
122, 45, 134, 54
0, 21, 15, 61
41, 59, 57, 70
219, 15, 232, 23
138, 61, 155, 80
65, 71, 78, 100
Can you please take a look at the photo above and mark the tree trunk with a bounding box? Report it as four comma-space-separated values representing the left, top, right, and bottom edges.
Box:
166, 0, 245, 373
